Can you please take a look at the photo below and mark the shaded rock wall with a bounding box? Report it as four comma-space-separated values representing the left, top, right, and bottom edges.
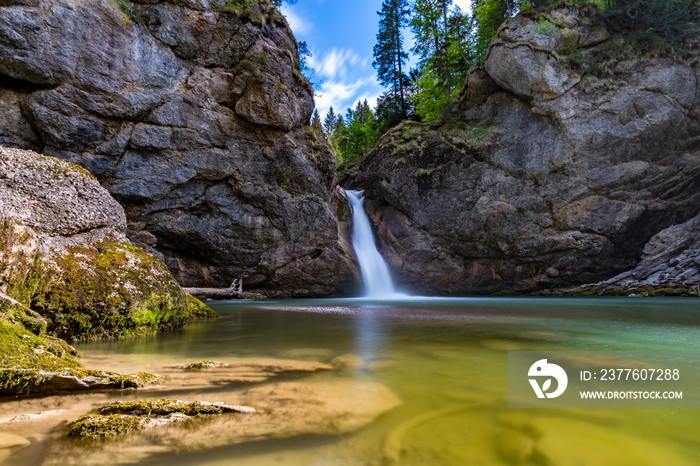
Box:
0, 0, 356, 296
0, 147, 212, 340
356, 5, 700, 295
570, 212, 700, 296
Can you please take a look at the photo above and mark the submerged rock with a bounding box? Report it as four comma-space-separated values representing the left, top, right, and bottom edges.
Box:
181, 360, 229, 370
355, 5, 700, 295
0, 0, 357, 297
0, 147, 213, 341
50, 380, 400, 465
67, 399, 255, 440
0, 433, 30, 449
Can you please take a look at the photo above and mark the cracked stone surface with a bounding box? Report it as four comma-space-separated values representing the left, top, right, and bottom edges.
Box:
0, 0, 357, 296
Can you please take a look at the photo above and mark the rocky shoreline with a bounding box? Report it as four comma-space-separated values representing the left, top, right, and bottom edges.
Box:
0, 147, 215, 398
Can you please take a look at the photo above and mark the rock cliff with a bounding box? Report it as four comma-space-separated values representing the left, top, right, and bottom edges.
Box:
0, 0, 356, 296
0, 147, 212, 340
356, 5, 700, 295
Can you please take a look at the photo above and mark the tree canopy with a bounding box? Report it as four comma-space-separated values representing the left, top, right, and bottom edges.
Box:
318, 0, 699, 165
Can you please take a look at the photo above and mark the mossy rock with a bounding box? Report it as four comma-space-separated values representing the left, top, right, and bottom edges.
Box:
67, 399, 256, 439
0, 317, 159, 396
182, 360, 229, 370
67, 414, 148, 440
2, 221, 214, 341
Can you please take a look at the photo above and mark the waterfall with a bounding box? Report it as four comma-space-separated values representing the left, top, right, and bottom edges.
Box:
346, 189, 399, 298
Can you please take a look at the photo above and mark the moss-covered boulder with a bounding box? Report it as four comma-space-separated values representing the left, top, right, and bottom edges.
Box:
0, 312, 159, 396
0, 147, 214, 341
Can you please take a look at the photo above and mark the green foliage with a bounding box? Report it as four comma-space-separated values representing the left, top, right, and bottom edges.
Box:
336, 100, 381, 163
603, 0, 699, 44
529, 17, 559, 36
410, 66, 453, 122
471, 0, 516, 62
311, 109, 323, 135
374, 0, 411, 119
115, 0, 141, 25
322, 107, 338, 138
276, 163, 290, 190
410, 1, 473, 121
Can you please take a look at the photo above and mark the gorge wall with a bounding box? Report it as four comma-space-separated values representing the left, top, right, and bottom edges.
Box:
356, 5, 700, 295
0, 0, 357, 296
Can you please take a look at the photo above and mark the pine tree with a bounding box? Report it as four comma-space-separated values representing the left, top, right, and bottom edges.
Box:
329, 114, 345, 152
337, 102, 380, 163
323, 107, 337, 139
410, 2, 473, 121
471, 0, 516, 61
411, 0, 453, 95
311, 109, 323, 135
373, 0, 411, 119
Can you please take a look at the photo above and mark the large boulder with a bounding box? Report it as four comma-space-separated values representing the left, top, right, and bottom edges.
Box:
356, 5, 700, 295
0, 0, 357, 296
0, 147, 212, 340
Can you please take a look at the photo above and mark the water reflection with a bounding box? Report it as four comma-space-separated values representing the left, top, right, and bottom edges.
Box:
1, 297, 699, 465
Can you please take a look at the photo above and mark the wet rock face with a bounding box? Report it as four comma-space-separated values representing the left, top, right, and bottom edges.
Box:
0, 0, 356, 296
356, 5, 700, 295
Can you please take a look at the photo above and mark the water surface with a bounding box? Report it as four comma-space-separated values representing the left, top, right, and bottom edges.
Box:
2, 297, 700, 465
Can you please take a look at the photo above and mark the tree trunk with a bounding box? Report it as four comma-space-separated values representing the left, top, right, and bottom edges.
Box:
185, 279, 243, 299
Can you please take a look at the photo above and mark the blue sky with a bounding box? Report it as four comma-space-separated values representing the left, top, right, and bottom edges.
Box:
281, 0, 472, 119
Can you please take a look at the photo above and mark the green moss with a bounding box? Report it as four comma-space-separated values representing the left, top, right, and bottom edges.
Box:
16, 235, 215, 341
115, 0, 141, 25
67, 414, 146, 439
217, 0, 266, 24
99, 399, 227, 416
0, 317, 161, 396
0, 320, 82, 374
66, 399, 234, 439
553, 284, 697, 297
235, 59, 267, 84
182, 360, 228, 370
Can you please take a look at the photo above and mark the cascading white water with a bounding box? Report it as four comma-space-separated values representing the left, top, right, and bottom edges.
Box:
346, 189, 399, 298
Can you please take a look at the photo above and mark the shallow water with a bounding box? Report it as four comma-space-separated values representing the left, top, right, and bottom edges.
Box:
2, 297, 700, 465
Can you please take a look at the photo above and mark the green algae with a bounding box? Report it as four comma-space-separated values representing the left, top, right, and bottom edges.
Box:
100, 399, 228, 416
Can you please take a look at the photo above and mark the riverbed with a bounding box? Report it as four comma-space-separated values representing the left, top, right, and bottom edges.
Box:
1, 297, 699, 465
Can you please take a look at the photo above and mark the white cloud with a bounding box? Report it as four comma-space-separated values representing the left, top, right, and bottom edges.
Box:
309, 48, 364, 81
452, 0, 472, 14
313, 76, 385, 118
280, 5, 313, 35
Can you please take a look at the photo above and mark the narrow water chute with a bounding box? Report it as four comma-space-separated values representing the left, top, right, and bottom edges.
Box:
345, 190, 398, 298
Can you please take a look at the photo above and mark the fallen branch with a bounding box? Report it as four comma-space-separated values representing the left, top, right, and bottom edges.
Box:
184, 279, 243, 299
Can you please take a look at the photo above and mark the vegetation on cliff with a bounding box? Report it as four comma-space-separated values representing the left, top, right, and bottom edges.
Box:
322, 0, 699, 168
354, 4, 700, 296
